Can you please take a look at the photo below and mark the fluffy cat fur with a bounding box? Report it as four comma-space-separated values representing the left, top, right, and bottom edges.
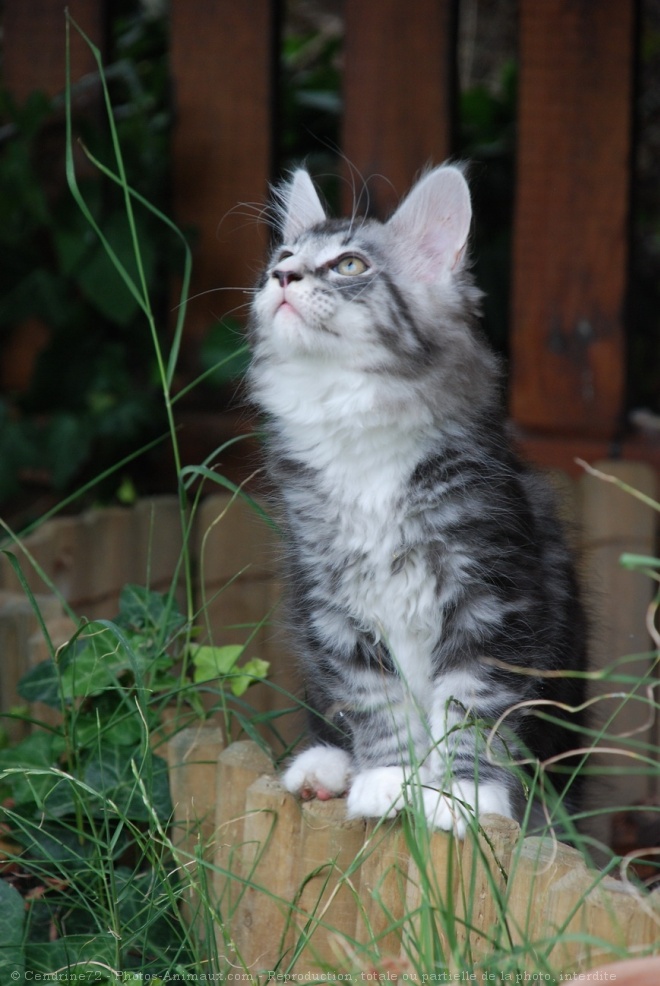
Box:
248, 165, 586, 835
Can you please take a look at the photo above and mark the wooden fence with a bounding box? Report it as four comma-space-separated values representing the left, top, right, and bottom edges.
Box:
1, 0, 658, 477
167, 728, 660, 978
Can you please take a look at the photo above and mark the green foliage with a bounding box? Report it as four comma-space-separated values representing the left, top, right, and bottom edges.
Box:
0, 580, 269, 977
0, 880, 25, 980
191, 642, 270, 697
0, 7, 175, 510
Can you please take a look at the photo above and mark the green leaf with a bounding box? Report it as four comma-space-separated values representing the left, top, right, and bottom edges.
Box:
117, 584, 185, 638
59, 628, 132, 699
75, 211, 156, 326
0, 879, 25, 980
229, 657, 270, 697
74, 710, 145, 750
190, 644, 244, 683
0, 732, 67, 809
190, 645, 269, 695
17, 658, 64, 708
84, 748, 172, 822
26, 934, 116, 975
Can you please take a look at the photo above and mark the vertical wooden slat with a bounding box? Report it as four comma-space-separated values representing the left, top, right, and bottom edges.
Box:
293, 798, 366, 972
213, 739, 274, 948
342, 0, 456, 218
170, 1, 277, 367
510, 0, 634, 438
233, 774, 302, 968
168, 725, 225, 931
579, 461, 658, 843
3, 0, 105, 100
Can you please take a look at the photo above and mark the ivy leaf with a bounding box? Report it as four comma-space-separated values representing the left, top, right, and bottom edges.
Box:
190, 644, 245, 682
17, 658, 65, 707
26, 934, 116, 974
0, 879, 25, 980
84, 748, 172, 823
58, 627, 132, 699
228, 657, 270, 697
117, 584, 185, 638
190, 645, 269, 695
0, 732, 68, 810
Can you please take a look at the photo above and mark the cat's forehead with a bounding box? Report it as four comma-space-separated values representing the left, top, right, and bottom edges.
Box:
279, 216, 384, 261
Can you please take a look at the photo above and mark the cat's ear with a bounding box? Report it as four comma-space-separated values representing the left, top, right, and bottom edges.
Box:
388, 166, 472, 280
275, 169, 326, 242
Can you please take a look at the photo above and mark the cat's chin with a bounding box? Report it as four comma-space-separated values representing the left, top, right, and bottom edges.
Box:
269, 305, 327, 354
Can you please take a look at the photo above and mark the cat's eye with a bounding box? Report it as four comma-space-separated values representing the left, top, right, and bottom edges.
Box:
333, 255, 369, 276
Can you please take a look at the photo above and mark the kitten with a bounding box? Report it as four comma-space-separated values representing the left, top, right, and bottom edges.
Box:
248, 165, 586, 835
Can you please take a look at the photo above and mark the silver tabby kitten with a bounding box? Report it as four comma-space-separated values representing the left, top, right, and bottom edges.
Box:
248, 165, 586, 835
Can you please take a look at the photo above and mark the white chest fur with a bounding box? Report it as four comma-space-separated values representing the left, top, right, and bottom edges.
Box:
258, 359, 441, 701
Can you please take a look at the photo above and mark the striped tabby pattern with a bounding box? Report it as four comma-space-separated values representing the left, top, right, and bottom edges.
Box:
248, 166, 586, 834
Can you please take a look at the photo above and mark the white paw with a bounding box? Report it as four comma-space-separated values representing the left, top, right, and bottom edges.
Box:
422, 780, 512, 837
281, 745, 352, 801
346, 766, 407, 819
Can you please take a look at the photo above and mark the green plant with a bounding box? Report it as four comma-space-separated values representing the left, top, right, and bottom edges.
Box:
0, 576, 269, 977
0, 10, 274, 979
0, 4, 175, 512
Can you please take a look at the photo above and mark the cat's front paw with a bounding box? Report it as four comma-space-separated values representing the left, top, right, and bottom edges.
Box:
282, 745, 352, 801
422, 780, 513, 837
346, 766, 407, 819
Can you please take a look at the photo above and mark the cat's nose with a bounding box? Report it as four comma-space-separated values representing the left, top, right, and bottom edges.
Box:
272, 269, 303, 288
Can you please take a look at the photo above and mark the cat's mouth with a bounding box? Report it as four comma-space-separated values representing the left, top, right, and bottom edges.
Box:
274, 292, 304, 322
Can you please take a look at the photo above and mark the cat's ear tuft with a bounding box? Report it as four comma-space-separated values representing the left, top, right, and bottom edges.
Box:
388, 166, 472, 280
275, 169, 327, 242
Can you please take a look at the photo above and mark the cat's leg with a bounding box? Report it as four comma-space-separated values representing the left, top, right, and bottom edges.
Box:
422, 671, 518, 834
346, 766, 406, 818
281, 744, 352, 801
420, 779, 513, 838
344, 686, 431, 820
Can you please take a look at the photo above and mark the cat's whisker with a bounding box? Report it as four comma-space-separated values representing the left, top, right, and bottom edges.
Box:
171, 286, 256, 314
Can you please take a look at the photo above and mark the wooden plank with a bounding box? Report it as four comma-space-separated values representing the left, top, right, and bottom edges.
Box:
168, 724, 225, 930
512, 428, 660, 477
404, 824, 459, 960
233, 774, 302, 969
355, 819, 410, 958
170, 0, 276, 366
342, 0, 456, 218
213, 739, 274, 950
510, 0, 634, 438
506, 835, 592, 961
293, 798, 366, 972
0, 592, 62, 742
3, 0, 105, 100
169, 724, 226, 852
578, 461, 658, 841
456, 813, 520, 959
